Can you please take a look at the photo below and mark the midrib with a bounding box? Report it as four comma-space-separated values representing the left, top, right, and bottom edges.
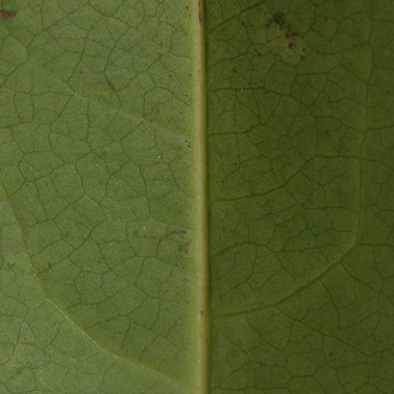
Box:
191, 0, 209, 393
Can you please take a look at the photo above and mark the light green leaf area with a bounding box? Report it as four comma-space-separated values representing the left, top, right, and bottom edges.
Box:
0, 0, 394, 393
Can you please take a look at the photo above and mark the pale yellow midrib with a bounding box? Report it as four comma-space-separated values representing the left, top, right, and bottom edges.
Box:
191, 0, 209, 393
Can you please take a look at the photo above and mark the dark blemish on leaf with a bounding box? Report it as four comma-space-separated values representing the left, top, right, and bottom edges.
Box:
198, 0, 201, 23
179, 240, 191, 255
329, 352, 333, 357
159, 229, 187, 245
0, 11, 16, 18
200, 310, 204, 317
108, 82, 115, 92
241, 21, 245, 26
170, 229, 186, 236
265, 12, 284, 29
288, 42, 296, 48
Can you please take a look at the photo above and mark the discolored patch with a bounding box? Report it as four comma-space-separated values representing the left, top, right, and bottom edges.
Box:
0, 10, 16, 18
265, 12, 309, 65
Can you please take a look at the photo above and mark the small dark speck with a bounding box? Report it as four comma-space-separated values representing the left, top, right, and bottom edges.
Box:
241, 21, 245, 25
300, 56, 305, 60
108, 82, 115, 92
232, 68, 237, 73
288, 42, 296, 48
329, 352, 333, 356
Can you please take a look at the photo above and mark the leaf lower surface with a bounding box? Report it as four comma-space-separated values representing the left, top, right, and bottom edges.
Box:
1, 1, 394, 393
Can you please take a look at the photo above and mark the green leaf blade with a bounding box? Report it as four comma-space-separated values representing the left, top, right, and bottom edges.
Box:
1, 0, 394, 393
207, 1, 394, 393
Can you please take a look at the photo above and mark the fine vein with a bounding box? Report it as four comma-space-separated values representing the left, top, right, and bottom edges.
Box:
191, 0, 209, 393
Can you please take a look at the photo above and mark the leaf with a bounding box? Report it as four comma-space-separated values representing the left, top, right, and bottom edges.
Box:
1, 1, 394, 393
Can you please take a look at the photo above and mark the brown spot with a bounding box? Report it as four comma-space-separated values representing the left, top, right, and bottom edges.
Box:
178, 240, 191, 255
0, 11, 16, 18
108, 82, 115, 92
170, 229, 186, 236
200, 310, 204, 317
159, 229, 187, 245
266, 12, 284, 29
288, 42, 296, 48
198, 0, 201, 23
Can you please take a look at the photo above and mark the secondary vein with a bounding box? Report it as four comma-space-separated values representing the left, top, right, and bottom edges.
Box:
191, 0, 209, 393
